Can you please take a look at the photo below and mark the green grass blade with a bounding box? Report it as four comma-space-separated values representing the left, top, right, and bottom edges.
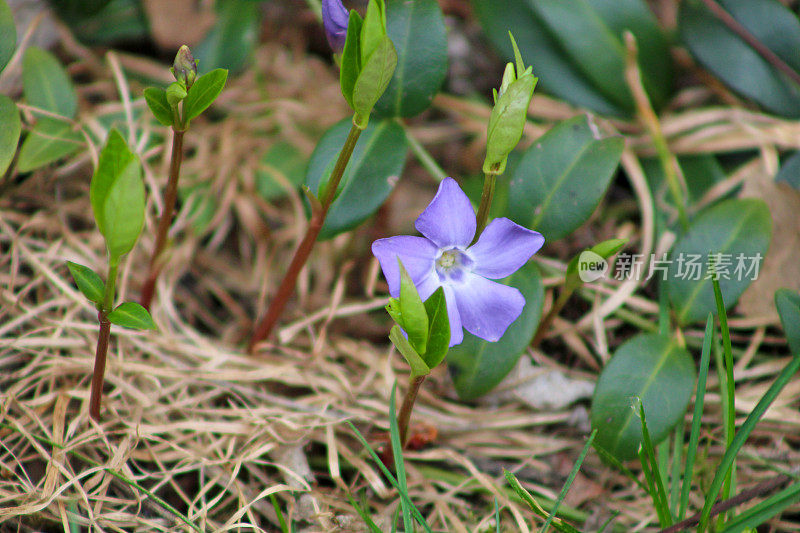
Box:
719, 481, 800, 532
389, 382, 414, 533
698, 351, 800, 531
346, 492, 383, 533
495, 497, 501, 533
270, 494, 289, 533
638, 402, 672, 526
504, 470, 581, 533
347, 421, 433, 533
669, 426, 682, 513
680, 314, 713, 521
0, 422, 201, 532
712, 276, 736, 519
540, 430, 596, 533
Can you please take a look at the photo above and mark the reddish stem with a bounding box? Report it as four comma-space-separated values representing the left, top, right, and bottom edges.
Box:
140, 128, 185, 311
89, 314, 111, 421
248, 122, 362, 352
397, 374, 426, 447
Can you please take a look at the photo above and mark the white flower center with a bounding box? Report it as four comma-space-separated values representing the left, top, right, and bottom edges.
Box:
435, 248, 473, 281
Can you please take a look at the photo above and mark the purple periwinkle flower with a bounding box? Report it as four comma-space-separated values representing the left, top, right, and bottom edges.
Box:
372, 178, 545, 346
322, 0, 349, 53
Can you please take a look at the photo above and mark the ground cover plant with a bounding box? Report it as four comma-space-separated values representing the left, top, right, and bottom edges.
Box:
1, 0, 800, 531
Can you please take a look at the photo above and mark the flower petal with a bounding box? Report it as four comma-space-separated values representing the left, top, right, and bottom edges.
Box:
442, 284, 463, 346
372, 236, 437, 297
322, 0, 349, 52
414, 177, 476, 249
451, 273, 525, 342
468, 218, 544, 279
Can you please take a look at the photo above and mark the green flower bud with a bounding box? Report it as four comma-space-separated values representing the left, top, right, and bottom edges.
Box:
171, 45, 197, 89
483, 33, 538, 175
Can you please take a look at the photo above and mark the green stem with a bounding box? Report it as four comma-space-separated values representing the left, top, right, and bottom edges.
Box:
402, 122, 447, 182
472, 172, 496, 244
89, 259, 118, 422
397, 374, 426, 447
248, 120, 362, 351
0, 422, 202, 532
140, 127, 186, 311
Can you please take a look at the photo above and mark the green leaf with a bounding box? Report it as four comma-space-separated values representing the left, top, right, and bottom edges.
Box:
397, 259, 428, 355
776, 151, 800, 190
182, 69, 228, 124
421, 287, 449, 369
90, 129, 145, 260
472, 0, 622, 116
666, 198, 772, 325
719, 482, 800, 532
22, 47, 78, 117
448, 263, 544, 400
340, 10, 364, 109
390, 325, 430, 378
255, 141, 307, 200
56, 0, 148, 45
591, 333, 696, 462
66, 261, 105, 305
373, 0, 448, 118
143, 87, 173, 127
305, 118, 408, 239
0, 0, 15, 74
107, 301, 156, 330
775, 289, 800, 355
679, 0, 800, 118
0, 95, 20, 175
507, 115, 624, 242
472, 0, 671, 116
194, 0, 259, 74
17, 118, 83, 172
352, 36, 398, 121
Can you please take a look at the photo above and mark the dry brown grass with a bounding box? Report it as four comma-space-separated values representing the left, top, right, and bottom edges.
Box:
1, 13, 800, 533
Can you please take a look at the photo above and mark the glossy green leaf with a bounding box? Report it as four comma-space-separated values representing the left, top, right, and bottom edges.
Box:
666, 198, 772, 324
107, 301, 156, 330
58, 0, 148, 45
182, 68, 228, 124
352, 36, 398, 122
143, 87, 173, 127
390, 325, 430, 378
0, 0, 15, 74
448, 263, 544, 400
17, 118, 83, 172
591, 334, 696, 461
373, 0, 447, 118
340, 10, 364, 110
507, 115, 623, 241
255, 142, 306, 200
422, 287, 449, 369
0, 95, 20, 175
776, 289, 800, 356
472, 0, 622, 116
679, 0, 800, 117
472, 0, 671, 116
90, 130, 145, 260
66, 261, 105, 305
776, 151, 800, 190
194, 0, 259, 74
397, 259, 428, 355
22, 47, 78, 117
305, 118, 408, 239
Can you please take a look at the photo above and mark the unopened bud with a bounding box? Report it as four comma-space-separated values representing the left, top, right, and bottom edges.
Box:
172, 45, 197, 89
322, 0, 349, 53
